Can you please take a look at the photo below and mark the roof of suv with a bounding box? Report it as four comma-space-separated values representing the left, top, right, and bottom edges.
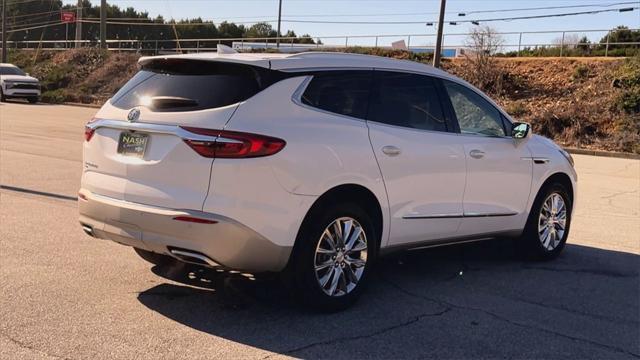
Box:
138, 51, 451, 78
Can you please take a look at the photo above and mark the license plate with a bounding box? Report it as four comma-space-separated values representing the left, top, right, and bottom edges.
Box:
117, 132, 149, 158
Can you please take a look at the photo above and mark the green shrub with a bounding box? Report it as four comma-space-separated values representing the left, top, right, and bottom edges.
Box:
612, 115, 640, 154
615, 90, 640, 114
612, 56, 640, 115
41, 89, 67, 104
505, 101, 528, 117
41, 64, 74, 91
614, 56, 640, 88
571, 64, 590, 81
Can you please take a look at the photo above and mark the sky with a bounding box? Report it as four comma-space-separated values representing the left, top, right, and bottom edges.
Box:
61, 0, 640, 48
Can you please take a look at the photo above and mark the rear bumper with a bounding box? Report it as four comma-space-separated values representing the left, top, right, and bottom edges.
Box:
78, 189, 292, 272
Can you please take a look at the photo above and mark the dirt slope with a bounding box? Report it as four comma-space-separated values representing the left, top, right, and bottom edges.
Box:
445, 57, 639, 153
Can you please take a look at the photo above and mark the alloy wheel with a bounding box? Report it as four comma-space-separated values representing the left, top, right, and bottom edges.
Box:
538, 193, 567, 251
314, 217, 368, 297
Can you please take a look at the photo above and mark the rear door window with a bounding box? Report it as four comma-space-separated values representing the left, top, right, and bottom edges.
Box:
301, 71, 372, 120
368, 71, 447, 132
111, 59, 274, 112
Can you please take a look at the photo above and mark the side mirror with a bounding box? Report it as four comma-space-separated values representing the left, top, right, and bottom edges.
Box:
512, 122, 531, 140
26, 73, 30, 77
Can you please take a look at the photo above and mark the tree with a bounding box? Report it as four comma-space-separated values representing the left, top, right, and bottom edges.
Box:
217, 21, 245, 39
577, 36, 591, 54
4, 1, 320, 50
245, 22, 277, 39
464, 26, 504, 93
600, 26, 640, 50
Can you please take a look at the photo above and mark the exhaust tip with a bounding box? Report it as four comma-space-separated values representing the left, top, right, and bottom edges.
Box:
81, 224, 94, 237
169, 248, 220, 267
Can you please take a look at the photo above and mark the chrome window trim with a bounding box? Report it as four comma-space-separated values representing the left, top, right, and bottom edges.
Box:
366, 119, 460, 136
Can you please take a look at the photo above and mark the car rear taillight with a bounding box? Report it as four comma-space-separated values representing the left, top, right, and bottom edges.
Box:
180, 126, 286, 159
84, 117, 97, 142
84, 126, 95, 142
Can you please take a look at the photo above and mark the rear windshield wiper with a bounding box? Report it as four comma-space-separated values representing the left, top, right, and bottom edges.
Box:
150, 96, 198, 109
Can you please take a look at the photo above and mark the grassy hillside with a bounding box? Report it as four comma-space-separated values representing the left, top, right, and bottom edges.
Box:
8, 48, 639, 153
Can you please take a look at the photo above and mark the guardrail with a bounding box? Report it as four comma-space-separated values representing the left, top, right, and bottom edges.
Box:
3, 28, 639, 57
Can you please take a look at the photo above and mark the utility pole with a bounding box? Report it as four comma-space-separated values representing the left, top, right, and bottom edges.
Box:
276, 0, 282, 48
432, 0, 446, 68
1, 0, 7, 63
75, 0, 82, 48
100, 0, 106, 49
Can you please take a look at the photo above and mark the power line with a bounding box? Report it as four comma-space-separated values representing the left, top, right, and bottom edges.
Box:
7, 18, 62, 29
7, 21, 65, 33
78, 19, 278, 26
6, 0, 53, 5
282, 7, 639, 25
7, 3, 638, 34
9, 1, 637, 25
458, 1, 639, 16
39, 6, 638, 28
9, 8, 83, 20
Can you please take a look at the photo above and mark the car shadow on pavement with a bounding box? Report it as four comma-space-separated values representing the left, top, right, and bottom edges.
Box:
137, 239, 640, 359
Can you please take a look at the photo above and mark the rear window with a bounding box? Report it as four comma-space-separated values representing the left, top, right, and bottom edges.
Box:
301, 71, 372, 120
111, 59, 276, 112
369, 71, 447, 132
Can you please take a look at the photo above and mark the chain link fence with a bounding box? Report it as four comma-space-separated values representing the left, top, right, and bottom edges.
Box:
3, 28, 639, 57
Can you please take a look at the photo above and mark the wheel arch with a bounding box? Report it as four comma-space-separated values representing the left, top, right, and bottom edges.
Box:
531, 172, 575, 212
293, 184, 384, 254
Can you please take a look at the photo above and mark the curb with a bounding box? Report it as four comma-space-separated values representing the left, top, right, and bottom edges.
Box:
565, 147, 640, 160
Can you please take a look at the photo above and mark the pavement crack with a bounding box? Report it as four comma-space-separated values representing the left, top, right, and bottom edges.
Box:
520, 264, 638, 278
381, 277, 640, 359
0, 330, 73, 360
484, 292, 640, 327
261, 307, 451, 359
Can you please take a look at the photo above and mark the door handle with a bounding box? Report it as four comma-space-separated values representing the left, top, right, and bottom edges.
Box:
382, 145, 401, 157
469, 149, 485, 159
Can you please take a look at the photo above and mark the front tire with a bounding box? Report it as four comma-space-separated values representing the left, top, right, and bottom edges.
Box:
521, 183, 572, 260
288, 202, 377, 311
27, 96, 38, 104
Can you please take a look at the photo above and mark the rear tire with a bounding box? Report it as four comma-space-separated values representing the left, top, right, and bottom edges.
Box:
520, 183, 572, 260
27, 97, 38, 104
0, 90, 5, 102
134, 248, 174, 266
287, 202, 377, 312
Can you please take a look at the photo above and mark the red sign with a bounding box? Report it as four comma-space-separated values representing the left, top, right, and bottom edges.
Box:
60, 12, 76, 23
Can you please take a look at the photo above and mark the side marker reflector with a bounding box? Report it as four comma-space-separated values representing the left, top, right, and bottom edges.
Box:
173, 216, 218, 224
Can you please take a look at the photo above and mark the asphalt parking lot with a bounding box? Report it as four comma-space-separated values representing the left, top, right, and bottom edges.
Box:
1, 101, 639, 359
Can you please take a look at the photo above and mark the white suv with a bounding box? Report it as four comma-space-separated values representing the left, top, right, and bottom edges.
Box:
0, 63, 41, 103
79, 49, 577, 310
